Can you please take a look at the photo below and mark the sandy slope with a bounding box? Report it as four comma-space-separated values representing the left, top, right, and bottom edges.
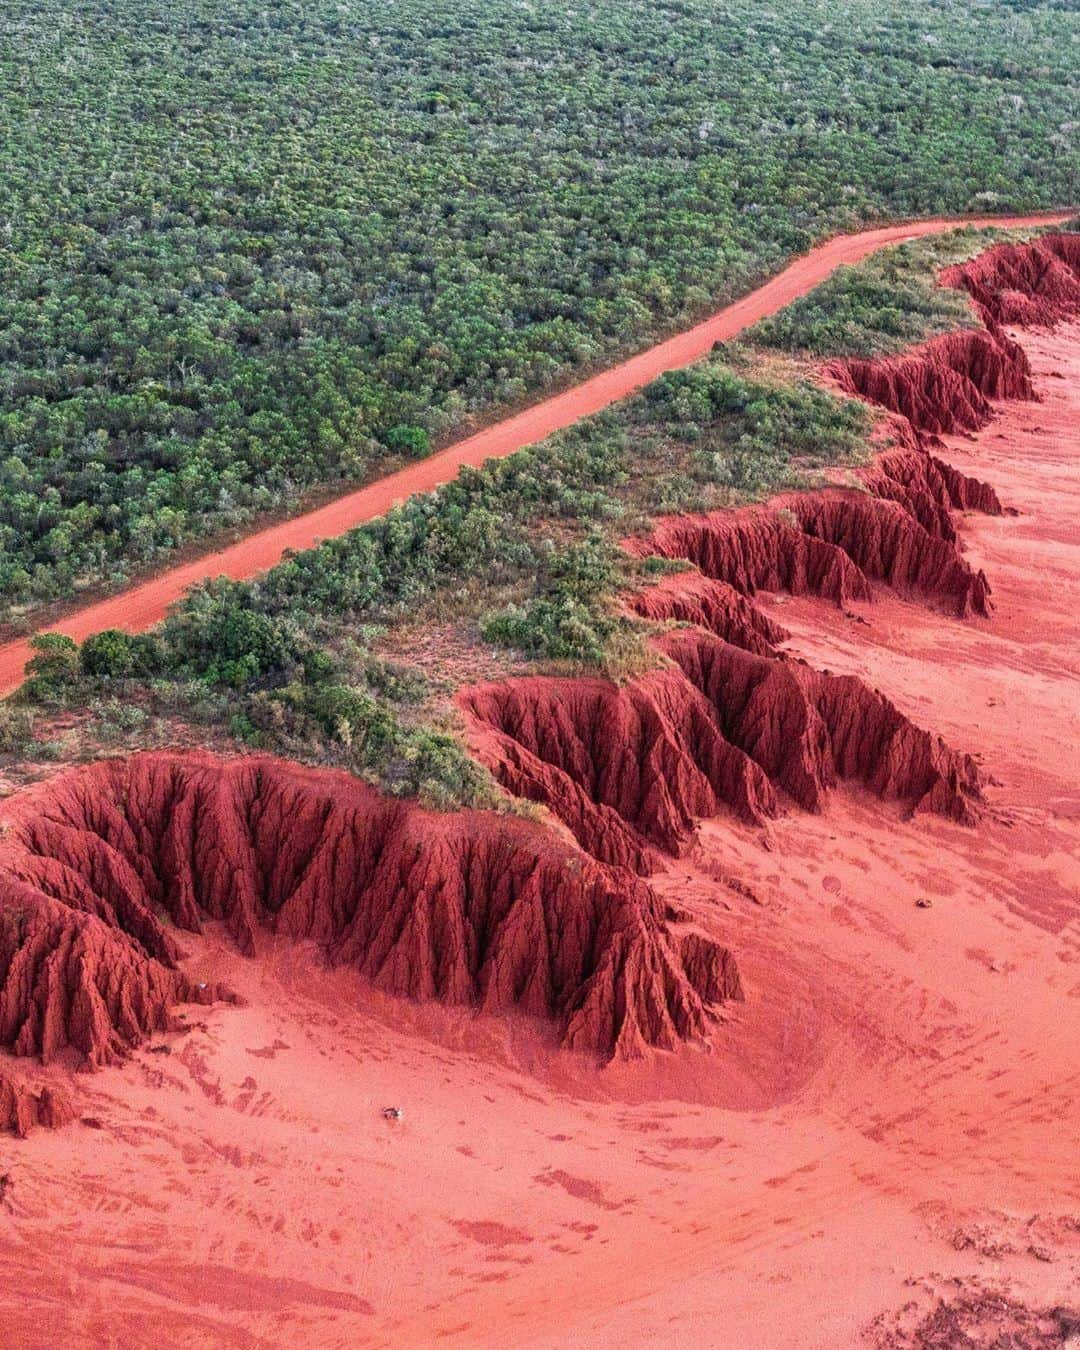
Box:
0, 326, 1076, 1348
0, 210, 1070, 697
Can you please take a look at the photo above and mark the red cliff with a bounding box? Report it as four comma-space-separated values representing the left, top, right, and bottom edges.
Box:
940, 232, 1080, 328
626, 571, 789, 655
0, 1071, 74, 1138
0, 753, 740, 1067
827, 328, 1034, 435
629, 443, 997, 619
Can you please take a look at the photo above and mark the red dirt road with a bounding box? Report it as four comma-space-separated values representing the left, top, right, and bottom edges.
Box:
0, 210, 1069, 695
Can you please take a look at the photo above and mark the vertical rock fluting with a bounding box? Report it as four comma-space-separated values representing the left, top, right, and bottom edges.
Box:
628, 510, 874, 609
628, 443, 998, 619
466, 334, 1013, 857
781, 490, 992, 618
461, 673, 779, 870
826, 328, 1034, 435
625, 571, 789, 655
0, 753, 740, 1069
658, 631, 981, 824
940, 233, 1080, 329
463, 626, 982, 859
0, 1072, 74, 1138
828, 232, 1080, 433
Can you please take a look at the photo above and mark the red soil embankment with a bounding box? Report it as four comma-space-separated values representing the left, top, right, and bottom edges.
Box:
626, 571, 790, 656
0, 212, 1069, 697
463, 373, 1015, 861
0, 753, 739, 1081
463, 620, 981, 871
829, 231, 1080, 434
0, 1072, 73, 1138
941, 231, 1080, 328
631, 441, 998, 618
828, 328, 1034, 435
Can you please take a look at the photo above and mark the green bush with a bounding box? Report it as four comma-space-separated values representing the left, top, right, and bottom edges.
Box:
79, 629, 161, 681
21, 633, 79, 702
383, 425, 432, 458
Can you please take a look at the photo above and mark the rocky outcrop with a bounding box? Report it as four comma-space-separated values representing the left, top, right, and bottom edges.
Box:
941, 232, 1080, 328
462, 672, 779, 870
463, 626, 981, 865
827, 328, 1034, 435
0, 1071, 74, 1137
660, 631, 981, 824
467, 427, 997, 858
827, 234, 1080, 434
0, 753, 740, 1065
625, 570, 789, 655
863, 442, 1003, 544
628, 509, 873, 609
782, 490, 992, 618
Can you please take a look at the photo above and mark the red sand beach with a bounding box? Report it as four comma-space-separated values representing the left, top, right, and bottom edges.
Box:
0, 309, 1076, 1346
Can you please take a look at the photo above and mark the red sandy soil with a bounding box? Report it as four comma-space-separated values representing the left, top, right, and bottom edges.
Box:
0, 211, 1070, 697
0, 317, 1077, 1344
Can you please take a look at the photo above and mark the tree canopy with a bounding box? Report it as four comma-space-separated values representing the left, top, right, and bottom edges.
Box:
1, 0, 1074, 617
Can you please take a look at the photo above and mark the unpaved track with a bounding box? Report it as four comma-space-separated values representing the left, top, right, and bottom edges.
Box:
0, 210, 1069, 695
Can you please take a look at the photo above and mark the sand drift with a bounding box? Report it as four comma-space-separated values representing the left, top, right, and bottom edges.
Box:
1, 232, 1079, 1132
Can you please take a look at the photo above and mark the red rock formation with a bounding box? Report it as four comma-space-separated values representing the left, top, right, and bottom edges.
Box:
625, 571, 788, 655
627, 510, 873, 608
827, 328, 1034, 434
0, 1071, 74, 1137
781, 491, 992, 618
659, 631, 981, 824
0, 753, 740, 1064
462, 672, 778, 870
463, 626, 981, 862
865, 442, 1002, 544
630, 444, 996, 619
941, 233, 1080, 328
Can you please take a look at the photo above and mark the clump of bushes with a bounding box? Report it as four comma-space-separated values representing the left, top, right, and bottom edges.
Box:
750, 234, 992, 357
481, 532, 644, 670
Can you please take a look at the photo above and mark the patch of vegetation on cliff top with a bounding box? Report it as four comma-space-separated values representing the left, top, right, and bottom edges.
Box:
10, 220, 1074, 807
1, 0, 1075, 619
752, 228, 1011, 358
11, 354, 869, 806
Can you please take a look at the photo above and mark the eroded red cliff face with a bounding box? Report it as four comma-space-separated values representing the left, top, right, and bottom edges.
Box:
941, 233, 1080, 328
659, 631, 981, 824
629, 445, 996, 618
0, 1071, 74, 1138
827, 329, 1034, 435
464, 380, 1006, 865
464, 626, 981, 863
462, 671, 779, 870
827, 233, 1080, 433
0, 754, 739, 1068
626, 571, 788, 656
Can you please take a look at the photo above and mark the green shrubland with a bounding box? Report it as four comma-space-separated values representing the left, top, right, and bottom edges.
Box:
1, 0, 1074, 616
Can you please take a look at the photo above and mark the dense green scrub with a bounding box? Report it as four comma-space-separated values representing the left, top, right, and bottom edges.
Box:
1, 0, 1075, 614
15, 358, 869, 804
